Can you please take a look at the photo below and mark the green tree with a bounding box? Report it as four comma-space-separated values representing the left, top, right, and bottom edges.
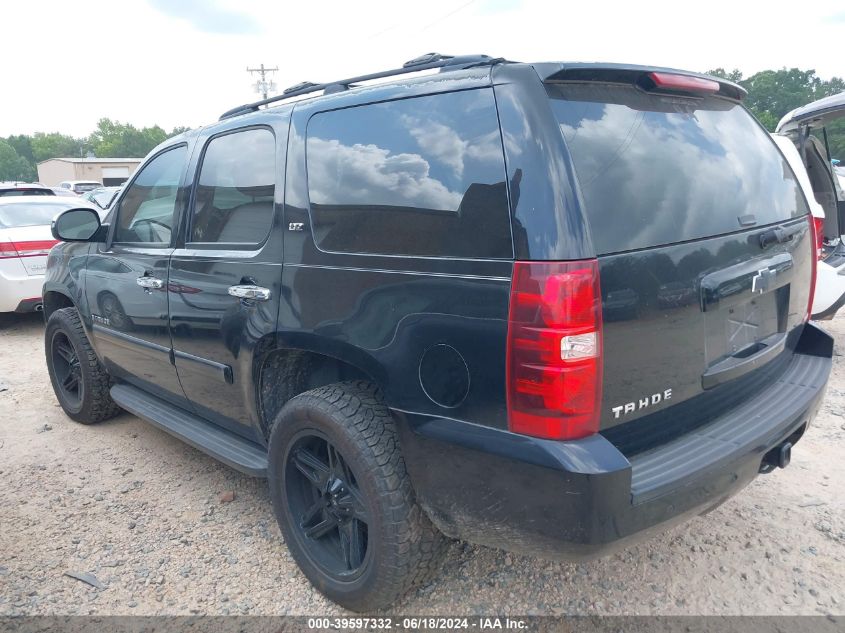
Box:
826, 119, 845, 161
709, 67, 845, 133
31, 132, 82, 163
5, 134, 35, 164
754, 110, 780, 131
0, 140, 37, 181
707, 67, 743, 83
30, 132, 84, 162
88, 118, 169, 158
1, 123, 190, 183
743, 68, 829, 128
708, 67, 845, 160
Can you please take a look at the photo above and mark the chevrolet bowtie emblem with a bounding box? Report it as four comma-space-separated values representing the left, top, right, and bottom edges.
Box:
751, 268, 775, 294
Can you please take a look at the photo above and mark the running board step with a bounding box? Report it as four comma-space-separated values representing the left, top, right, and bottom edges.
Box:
110, 383, 268, 477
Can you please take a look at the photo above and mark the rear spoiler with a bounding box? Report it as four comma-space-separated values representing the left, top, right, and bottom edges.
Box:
534, 62, 746, 102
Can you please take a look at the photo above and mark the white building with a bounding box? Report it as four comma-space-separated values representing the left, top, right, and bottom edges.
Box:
37, 157, 143, 187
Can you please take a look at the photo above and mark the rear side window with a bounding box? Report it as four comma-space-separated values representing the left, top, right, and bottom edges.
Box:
547, 84, 809, 254
191, 128, 276, 244
306, 88, 512, 259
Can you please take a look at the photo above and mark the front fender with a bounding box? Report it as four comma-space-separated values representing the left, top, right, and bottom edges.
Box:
43, 242, 92, 323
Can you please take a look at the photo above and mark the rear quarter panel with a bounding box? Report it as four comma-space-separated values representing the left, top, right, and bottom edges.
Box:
280, 80, 514, 428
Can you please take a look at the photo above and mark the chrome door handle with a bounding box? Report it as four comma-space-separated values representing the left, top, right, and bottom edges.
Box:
228, 285, 271, 301
136, 276, 163, 289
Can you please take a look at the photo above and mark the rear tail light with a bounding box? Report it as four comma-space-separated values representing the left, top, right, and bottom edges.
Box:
506, 260, 603, 441
0, 240, 59, 259
645, 72, 720, 94
0, 244, 16, 258
812, 216, 824, 260
807, 216, 819, 321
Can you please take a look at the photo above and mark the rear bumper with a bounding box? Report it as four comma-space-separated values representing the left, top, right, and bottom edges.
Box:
396, 323, 832, 560
14, 297, 43, 313
0, 277, 43, 312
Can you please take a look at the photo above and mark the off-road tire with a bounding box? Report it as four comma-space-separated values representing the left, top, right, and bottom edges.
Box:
268, 380, 447, 611
45, 307, 121, 424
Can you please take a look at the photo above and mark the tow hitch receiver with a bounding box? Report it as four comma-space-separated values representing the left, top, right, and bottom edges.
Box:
761, 441, 793, 473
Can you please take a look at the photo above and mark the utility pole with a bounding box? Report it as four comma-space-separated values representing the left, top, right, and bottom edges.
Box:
247, 64, 279, 99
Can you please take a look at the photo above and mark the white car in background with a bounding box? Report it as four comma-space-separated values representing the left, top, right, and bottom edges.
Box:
0, 182, 54, 197
58, 180, 102, 195
0, 197, 96, 313
80, 185, 123, 217
50, 187, 79, 198
774, 91, 845, 320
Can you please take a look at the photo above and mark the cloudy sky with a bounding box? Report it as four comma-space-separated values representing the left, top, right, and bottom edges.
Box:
1, 0, 843, 137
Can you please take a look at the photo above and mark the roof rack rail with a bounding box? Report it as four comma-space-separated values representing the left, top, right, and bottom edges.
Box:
283, 81, 319, 95
219, 53, 503, 120
403, 52, 451, 67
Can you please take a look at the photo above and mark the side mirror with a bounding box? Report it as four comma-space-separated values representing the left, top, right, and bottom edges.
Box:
52, 207, 105, 242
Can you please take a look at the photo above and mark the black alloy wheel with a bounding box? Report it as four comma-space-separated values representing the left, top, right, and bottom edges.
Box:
268, 381, 447, 611
285, 432, 370, 577
44, 307, 121, 424
51, 330, 83, 407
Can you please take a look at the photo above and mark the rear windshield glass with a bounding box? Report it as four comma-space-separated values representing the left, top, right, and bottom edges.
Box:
0, 203, 68, 228
547, 83, 809, 254
73, 183, 100, 193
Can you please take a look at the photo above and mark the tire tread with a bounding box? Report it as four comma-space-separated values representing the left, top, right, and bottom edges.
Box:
46, 307, 120, 424
270, 380, 447, 611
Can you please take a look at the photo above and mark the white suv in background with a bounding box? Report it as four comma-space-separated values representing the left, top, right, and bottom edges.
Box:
775, 91, 845, 319
58, 180, 102, 195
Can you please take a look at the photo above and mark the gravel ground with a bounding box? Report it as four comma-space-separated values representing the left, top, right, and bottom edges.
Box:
0, 311, 843, 616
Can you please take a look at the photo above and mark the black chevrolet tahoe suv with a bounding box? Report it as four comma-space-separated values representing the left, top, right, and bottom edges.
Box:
43, 54, 833, 611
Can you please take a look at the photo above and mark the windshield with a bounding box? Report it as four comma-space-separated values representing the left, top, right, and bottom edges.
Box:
0, 203, 70, 228
547, 83, 809, 254
92, 189, 118, 208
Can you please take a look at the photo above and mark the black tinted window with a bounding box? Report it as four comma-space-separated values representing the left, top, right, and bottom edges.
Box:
114, 146, 186, 245
547, 84, 808, 254
306, 89, 511, 258
191, 128, 275, 244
